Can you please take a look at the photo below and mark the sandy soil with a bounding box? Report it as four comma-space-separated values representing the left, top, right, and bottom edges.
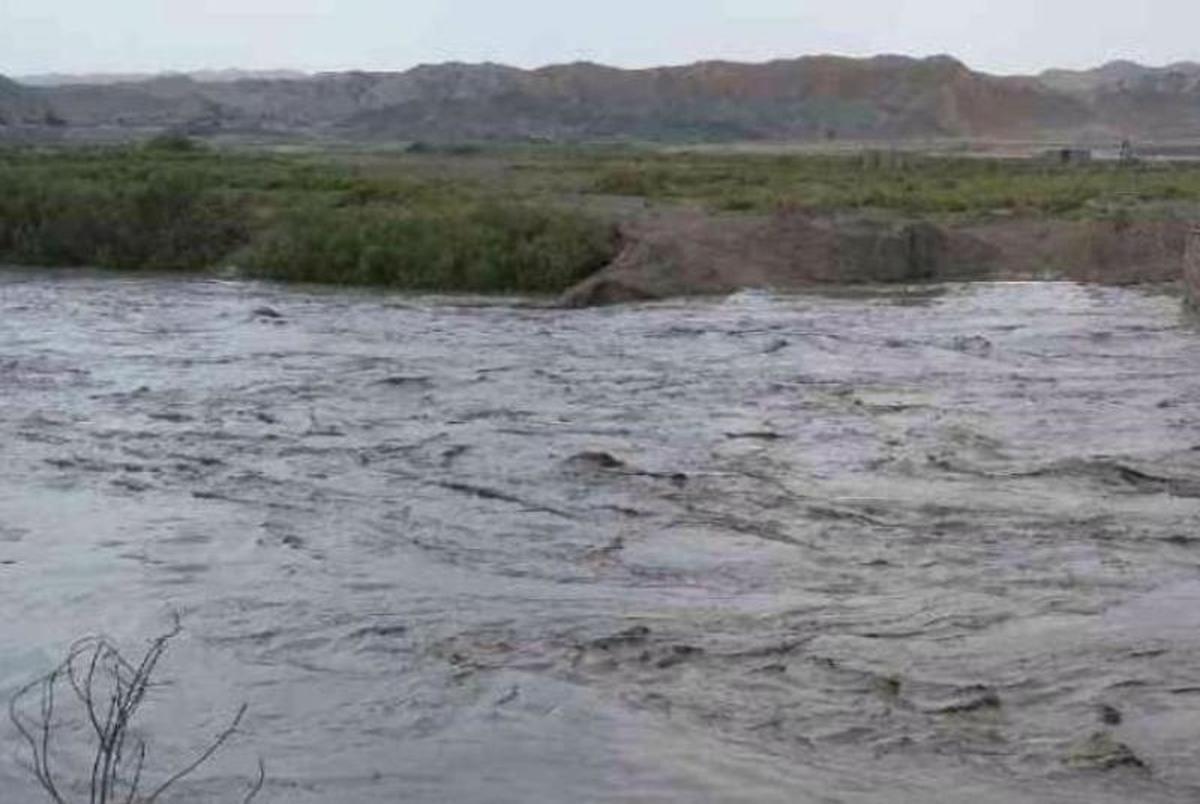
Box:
561, 209, 1193, 306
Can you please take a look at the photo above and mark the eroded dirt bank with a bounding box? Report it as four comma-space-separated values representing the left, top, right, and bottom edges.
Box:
562, 210, 1192, 306
1185, 224, 1200, 308
1, 274, 1200, 802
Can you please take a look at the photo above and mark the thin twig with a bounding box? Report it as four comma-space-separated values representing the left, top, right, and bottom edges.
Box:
243, 758, 267, 804
9, 676, 65, 803
144, 703, 249, 803
8, 618, 261, 804
122, 741, 147, 804
41, 671, 58, 804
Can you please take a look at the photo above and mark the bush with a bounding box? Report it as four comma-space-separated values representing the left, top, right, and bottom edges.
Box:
0, 170, 249, 271
242, 202, 618, 293
143, 132, 204, 153
591, 165, 672, 196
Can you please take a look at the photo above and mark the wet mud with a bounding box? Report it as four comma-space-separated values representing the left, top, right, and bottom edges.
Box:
1, 271, 1199, 802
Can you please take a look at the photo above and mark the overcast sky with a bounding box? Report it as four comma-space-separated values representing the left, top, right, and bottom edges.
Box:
4, 0, 1200, 77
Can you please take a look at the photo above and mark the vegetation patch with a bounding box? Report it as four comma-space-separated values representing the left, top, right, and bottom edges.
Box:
3, 142, 1200, 292
242, 202, 617, 293
561, 151, 1200, 218
0, 143, 619, 293
0, 169, 249, 271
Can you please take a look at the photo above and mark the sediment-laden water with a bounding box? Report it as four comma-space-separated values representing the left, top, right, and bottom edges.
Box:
2, 271, 1199, 803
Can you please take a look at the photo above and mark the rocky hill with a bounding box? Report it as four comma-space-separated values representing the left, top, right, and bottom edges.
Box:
1040, 61, 1200, 140
6, 55, 1200, 143
1039, 60, 1200, 94
0, 75, 59, 126
17, 69, 308, 87
341, 56, 1090, 141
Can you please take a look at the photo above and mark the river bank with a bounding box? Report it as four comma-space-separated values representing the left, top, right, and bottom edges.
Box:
3, 144, 1200, 304
1185, 225, 1200, 307
561, 208, 1193, 305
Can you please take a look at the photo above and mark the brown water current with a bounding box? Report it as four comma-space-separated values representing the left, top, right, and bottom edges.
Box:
1, 271, 1199, 802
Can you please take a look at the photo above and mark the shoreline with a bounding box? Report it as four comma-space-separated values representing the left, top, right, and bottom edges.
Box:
1185, 224, 1200, 308
561, 208, 1194, 306
4, 144, 1200, 307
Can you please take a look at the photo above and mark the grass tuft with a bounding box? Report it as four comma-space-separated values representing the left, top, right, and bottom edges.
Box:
241, 202, 617, 292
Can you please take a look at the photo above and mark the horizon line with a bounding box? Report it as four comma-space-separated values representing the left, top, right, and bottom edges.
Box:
10, 52, 1200, 84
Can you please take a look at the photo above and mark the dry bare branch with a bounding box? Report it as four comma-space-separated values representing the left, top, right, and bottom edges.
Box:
7, 619, 263, 803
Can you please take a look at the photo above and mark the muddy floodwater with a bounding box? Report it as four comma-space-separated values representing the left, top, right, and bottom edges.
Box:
2, 272, 1199, 803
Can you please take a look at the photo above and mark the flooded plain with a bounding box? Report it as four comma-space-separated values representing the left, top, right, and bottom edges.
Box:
1, 272, 1199, 803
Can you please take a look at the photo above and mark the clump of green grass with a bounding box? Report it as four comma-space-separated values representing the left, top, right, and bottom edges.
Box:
143, 131, 206, 153
241, 202, 617, 293
589, 164, 675, 196
0, 170, 249, 271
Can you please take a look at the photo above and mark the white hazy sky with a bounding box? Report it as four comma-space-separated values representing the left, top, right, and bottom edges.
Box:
4, 0, 1200, 77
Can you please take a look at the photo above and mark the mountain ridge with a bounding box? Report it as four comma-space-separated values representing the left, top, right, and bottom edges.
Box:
3, 55, 1199, 142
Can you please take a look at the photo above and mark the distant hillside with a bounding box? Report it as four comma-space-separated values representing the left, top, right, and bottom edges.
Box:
339, 56, 1090, 141
6, 55, 1200, 142
17, 69, 309, 87
1039, 61, 1200, 140
1039, 60, 1200, 93
0, 75, 58, 126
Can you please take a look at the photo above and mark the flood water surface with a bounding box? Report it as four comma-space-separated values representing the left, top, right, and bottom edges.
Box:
2, 273, 1199, 802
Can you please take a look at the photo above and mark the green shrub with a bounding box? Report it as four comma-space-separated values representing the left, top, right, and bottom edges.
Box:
591, 165, 673, 196
143, 132, 205, 153
0, 170, 249, 271
242, 202, 617, 293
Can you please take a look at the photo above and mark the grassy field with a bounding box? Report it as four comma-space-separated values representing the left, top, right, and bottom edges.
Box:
292, 143, 1200, 222
0, 139, 618, 292
2, 139, 1200, 290
512, 148, 1200, 217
